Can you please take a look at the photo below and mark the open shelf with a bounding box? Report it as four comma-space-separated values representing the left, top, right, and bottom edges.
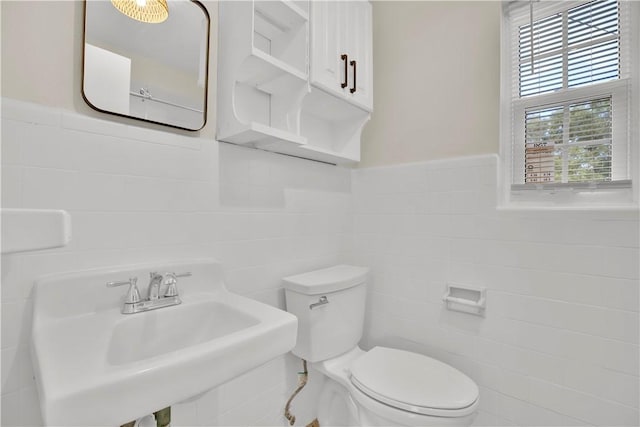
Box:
297, 86, 370, 163
254, 1, 308, 30
261, 141, 360, 165
237, 49, 307, 94
217, 0, 309, 149
218, 122, 307, 147
302, 85, 371, 121
253, 1, 307, 75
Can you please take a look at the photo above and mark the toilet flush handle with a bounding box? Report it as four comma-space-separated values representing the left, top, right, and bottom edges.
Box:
309, 296, 329, 310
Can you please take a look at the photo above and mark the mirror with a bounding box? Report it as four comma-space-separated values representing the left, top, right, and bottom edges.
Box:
82, 0, 210, 131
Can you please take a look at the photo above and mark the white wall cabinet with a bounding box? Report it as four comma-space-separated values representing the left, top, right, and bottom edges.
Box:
310, 0, 373, 111
217, 0, 372, 164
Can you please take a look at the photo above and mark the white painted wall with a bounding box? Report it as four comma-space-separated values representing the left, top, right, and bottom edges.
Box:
352, 155, 639, 426
360, 1, 501, 168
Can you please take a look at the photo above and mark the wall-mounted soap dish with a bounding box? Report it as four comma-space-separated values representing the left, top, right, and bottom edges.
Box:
442, 283, 486, 316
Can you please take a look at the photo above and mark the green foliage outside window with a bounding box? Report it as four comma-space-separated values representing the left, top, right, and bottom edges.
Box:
526, 98, 612, 183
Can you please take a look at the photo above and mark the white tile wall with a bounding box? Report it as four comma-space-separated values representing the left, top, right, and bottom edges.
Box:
2, 99, 639, 426
352, 155, 640, 426
0, 99, 351, 426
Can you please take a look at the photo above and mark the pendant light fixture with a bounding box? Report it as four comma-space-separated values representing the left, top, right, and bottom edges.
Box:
111, 0, 169, 24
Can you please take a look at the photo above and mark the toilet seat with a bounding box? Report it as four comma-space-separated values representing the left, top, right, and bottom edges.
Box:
349, 347, 479, 418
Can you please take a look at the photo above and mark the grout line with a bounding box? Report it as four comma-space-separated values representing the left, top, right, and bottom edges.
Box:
490, 288, 640, 315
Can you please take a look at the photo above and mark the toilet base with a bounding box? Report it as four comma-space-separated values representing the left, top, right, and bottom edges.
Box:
316, 377, 359, 427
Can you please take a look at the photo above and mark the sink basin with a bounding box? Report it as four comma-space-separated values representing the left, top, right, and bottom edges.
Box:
107, 300, 259, 365
31, 259, 298, 426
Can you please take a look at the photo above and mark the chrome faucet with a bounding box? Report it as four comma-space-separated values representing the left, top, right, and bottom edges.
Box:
107, 271, 191, 314
147, 272, 165, 300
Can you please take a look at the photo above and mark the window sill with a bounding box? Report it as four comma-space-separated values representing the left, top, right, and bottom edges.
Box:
500, 181, 638, 213
497, 204, 639, 213
511, 180, 632, 192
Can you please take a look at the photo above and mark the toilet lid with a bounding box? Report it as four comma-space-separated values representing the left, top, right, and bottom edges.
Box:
350, 347, 478, 414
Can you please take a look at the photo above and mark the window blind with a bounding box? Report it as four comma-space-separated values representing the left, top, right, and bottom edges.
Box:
524, 96, 612, 183
509, 0, 631, 188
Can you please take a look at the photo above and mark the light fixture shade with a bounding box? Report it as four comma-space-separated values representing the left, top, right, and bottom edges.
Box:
111, 0, 169, 24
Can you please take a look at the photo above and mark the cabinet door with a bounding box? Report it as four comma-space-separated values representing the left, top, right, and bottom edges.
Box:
343, 0, 373, 110
310, 1, 346, 97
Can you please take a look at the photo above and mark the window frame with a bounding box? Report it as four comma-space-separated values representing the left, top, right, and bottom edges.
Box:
499, 0, 640, 209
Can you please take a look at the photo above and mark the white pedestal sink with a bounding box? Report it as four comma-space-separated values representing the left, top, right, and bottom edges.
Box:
31, 259, 298, 426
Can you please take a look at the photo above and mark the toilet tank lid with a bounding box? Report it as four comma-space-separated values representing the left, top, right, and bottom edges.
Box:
283, 265, 369, 295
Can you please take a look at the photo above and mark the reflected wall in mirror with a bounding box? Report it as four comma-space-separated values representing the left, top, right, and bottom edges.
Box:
83, 0, 210, 131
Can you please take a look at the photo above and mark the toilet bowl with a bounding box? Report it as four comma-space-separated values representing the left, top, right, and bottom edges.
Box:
315, 347, 478, 426
283, 265, 479, 427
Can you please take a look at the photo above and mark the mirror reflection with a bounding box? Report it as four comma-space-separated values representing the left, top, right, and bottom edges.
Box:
83, 0, 210, 131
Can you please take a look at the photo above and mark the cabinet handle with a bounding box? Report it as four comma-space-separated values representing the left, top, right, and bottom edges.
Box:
350, 60, 357, 94
341, 54, 348, 88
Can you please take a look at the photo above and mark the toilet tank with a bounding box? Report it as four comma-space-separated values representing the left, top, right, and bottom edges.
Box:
283, 265, 369, 363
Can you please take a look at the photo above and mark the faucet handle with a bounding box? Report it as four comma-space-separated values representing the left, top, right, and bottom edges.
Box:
162, 272, 191, 297
106, 277, 141, 304
163, 273, 179, 297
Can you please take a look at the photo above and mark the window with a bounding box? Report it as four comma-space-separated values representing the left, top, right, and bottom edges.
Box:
501, 0, 638, 206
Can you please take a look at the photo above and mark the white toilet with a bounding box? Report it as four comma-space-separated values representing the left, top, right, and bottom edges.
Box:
283, 265, 479, 426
